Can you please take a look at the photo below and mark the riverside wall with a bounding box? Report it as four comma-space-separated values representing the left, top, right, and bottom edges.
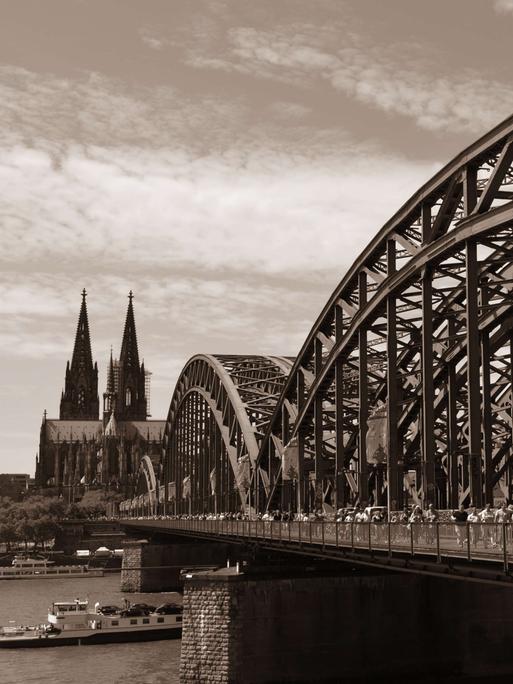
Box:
180, 567, 513, 683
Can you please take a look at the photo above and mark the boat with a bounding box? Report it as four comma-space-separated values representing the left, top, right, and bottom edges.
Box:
0, 555, 104, 580
0, 598, 183, 647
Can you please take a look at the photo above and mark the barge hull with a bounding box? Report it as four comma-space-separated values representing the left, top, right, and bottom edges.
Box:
0, 627, 181, 648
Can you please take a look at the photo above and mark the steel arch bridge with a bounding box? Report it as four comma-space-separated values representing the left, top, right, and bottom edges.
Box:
161, 354, 294, 514
257, 115, 513, 515
126, 115, 513, 518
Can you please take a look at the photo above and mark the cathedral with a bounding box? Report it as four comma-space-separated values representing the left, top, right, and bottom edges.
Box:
35, 290, 165, 498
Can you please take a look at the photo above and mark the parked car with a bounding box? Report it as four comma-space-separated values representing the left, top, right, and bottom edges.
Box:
97, 605, 120, 616
120, 607, 147, 617
130, 603, 156, 615
154, 602, 182, 615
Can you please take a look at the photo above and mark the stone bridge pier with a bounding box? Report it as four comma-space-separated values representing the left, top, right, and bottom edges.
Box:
180, 567, 513, 683
121, 538, 231, 592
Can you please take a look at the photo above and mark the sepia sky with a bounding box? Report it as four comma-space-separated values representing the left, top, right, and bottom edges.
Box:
1, 0, 512, 474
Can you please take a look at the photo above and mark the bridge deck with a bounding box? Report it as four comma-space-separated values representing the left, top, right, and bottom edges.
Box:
121, 518, 513, 586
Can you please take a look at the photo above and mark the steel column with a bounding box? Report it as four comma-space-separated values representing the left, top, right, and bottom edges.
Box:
447, 316, 459, 509
358, 271, 369, 503
481, 319, 493, 505
386, 240, 400, 511
314, 338, 324, 494
466, 241, 483, 507
421, 264, 436, 504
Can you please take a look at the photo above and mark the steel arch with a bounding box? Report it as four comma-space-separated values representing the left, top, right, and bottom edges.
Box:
162, 354, 293, 513
135, 455, 158, 499
256, 114, 513, 514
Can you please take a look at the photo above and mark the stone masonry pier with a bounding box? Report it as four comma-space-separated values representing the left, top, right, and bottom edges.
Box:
121, 539, 229, 592
180, 567, 513, 683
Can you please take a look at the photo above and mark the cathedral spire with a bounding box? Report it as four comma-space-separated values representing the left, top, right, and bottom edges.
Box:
116, 291, 147, 421
107, 347, 115, 393
71, 289, 93, 374
119, 291, 140, 371
60, 290, 99, 420
103, 346, 117, 427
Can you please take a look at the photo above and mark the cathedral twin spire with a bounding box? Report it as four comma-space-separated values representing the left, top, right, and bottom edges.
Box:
116, 291, 148, 422
60, 290, 147, 423
59, 289, 99, 420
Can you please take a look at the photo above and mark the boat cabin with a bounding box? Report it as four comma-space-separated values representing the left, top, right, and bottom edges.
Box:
48, 600, 90, 630
50, 600, 89, 616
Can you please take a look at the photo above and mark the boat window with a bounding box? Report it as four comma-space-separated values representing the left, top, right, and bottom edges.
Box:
157, 617, 164, 623
79, 606, 86, 611
142, 618, 150, 624
176, 616, 182, 622
111, 620, 119, 626
130, 619, 137, 625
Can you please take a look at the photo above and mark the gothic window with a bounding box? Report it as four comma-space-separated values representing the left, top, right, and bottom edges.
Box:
125, 387, 132, 407
78, 387, 85, 408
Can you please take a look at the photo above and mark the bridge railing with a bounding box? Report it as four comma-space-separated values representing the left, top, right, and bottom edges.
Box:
127, 517, 513, 571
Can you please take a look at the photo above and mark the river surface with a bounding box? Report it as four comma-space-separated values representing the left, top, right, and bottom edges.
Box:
0, 574, 181, 684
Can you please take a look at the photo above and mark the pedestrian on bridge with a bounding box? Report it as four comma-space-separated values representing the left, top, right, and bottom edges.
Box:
398, 507, 410, 544
371, 508, 386, 543
354, 504, 365, 542
508, 505, 513, 544
343, 509, 354, 542
425, 503, 438, 545
408, 505, 424, 545
494, 502, 510, 548
479, 503, 496, 548
467, 506, 480, 546
451, 504, 468, 547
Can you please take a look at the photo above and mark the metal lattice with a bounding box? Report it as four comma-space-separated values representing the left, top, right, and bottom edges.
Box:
128, 116, 513, 518
162, 355, 293, 513
257, 116, 513, 514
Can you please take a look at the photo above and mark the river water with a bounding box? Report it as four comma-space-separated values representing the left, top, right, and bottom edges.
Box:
0, 574, 181, 684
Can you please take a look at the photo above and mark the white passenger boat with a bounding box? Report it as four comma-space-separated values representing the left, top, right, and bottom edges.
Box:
0, 556, 104, 579
0, 598, 182, 647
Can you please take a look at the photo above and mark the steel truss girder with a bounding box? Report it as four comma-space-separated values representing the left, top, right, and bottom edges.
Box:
161, 355, 293, 512
257, 115, 513, 514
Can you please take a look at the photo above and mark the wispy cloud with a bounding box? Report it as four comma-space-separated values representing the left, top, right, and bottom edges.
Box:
494, 0, 513, 14
0, 66, 438, 277
185, 25, 513, 134
140, 28, 164, 51
0, 141, 437, 275
268, 101, 311, 120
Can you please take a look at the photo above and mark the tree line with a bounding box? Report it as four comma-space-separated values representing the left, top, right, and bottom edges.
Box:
0, 490, 122, 550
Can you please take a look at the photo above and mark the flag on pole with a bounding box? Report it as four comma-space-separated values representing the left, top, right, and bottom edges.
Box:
366, 404, 388, 464
236, 455, 251, 491
168, 482, 176, 501
282, 439, 299, 481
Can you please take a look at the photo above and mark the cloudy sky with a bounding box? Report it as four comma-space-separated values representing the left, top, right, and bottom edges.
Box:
1, 0, 512, 475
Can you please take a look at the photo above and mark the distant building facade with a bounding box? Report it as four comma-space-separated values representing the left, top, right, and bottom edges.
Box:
35, 290, 165, 498
0, 473, 31, 501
